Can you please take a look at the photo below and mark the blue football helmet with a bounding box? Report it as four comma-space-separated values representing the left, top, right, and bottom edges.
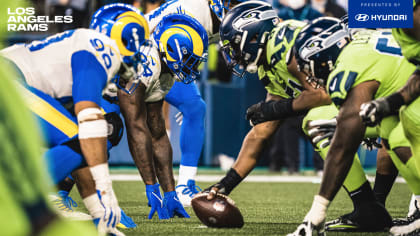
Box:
294, 17, 350, 87
209, 0, 247, 21
153, 14, 208, 84
219, 1, 280, 77
90, 3, 152, 94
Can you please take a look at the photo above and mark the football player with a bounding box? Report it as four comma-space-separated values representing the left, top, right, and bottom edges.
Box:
288, 18, 420, 236
359, 1, 420, 234
0, 1, 97, 234
0, 5, 142, 235
50, 4, 209, 221
144, 0, 244, 206
204, 1, 393, 232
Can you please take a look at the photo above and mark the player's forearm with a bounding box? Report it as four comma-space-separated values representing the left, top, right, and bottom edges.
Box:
233, 121, 280, 178
151, 132, 175, 192
147, 101, 175, 192
292, 89, 332, 111
125, 123, 157, 185
399, 70, 420, 105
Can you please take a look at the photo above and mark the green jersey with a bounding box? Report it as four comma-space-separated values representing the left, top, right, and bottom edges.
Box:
326, 30, 417, 107
392, 0, 420, 66
258, 19, 306, 98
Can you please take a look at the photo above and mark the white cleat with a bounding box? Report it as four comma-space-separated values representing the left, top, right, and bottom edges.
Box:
49, 191, 92, 221
175, 179, 201, 207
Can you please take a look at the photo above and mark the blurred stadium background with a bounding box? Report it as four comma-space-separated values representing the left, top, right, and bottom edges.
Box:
4, 0, 379, 173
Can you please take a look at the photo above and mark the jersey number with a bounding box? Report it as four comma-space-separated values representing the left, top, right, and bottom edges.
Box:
90, 38, 113, 69
375, 34, 402, 57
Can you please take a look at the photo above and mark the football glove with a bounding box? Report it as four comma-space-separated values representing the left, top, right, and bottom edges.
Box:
203, 182, 228, 200
163, 191, 190, 218
359, 98, 392, 127
361, 138, 382, 151
93, 217, 125, 236
287, 221, 326, 236
91, 164, 121, 232
307, 118, 337, 149
146, 183, 169, 220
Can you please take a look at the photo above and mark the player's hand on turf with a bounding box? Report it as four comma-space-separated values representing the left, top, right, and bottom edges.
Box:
96, 189, 122, 235
246, 101, 275, 126
146, 183, 170, 220
360, 98, 392, 127
307, 118, 337, 148
163, 191, 190, 218
287, 221, 326, 236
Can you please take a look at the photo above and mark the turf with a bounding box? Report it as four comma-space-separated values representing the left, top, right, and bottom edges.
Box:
69, 180, 411, 236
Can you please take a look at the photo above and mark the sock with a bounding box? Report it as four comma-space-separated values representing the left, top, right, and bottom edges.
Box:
177, 165, 197, 186
83, 194, 104, 219
57, 176, 75, 192
345, 181, 376, 211
373, 172, 398, 206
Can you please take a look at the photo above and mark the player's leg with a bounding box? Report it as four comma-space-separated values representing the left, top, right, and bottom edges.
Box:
0, 62, 96, 235
303, 104, 392, 232
386, 119, 420, 235
165, 81, 205, 206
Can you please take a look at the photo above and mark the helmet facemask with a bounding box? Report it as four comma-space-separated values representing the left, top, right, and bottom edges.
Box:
295, 20, 350, 88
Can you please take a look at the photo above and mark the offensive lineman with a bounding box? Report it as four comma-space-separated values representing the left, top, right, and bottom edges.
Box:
288, 19, 420, 236
204, 1, 393, 232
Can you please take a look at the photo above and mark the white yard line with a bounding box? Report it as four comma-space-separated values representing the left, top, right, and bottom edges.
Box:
111, 174, 406, 184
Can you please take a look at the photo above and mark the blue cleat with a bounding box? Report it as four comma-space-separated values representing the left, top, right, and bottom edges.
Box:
117, 208, 137, 229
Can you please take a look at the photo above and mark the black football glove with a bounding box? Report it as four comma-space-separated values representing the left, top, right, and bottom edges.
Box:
246, 101, 276, 126
202, 182, 228, 200
361, 138, 382, 151
307, 118, 337, 149
360, 98, 393, 127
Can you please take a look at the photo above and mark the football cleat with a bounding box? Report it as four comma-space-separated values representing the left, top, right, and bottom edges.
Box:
49, 191, 92, 221
393, 199, 418, 226
117, 208, 137, 229
326, 201, 392, 232
287, 221, 326, 236
390, 206, 420, 235
175, 179, 201, 207
325, 212, 361, 232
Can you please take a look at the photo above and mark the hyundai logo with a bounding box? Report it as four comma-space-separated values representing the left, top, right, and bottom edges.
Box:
355, 14, 369, 21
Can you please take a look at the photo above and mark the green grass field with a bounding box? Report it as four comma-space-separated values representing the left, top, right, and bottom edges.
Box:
69, 176, 411, 236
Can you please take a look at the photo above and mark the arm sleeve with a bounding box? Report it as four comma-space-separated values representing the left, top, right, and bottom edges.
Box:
71, 50, 108, 105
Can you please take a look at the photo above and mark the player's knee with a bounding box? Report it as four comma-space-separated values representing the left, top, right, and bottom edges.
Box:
181, 98, 206, 120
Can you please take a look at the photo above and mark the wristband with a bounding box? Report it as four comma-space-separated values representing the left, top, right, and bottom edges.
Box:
219, 168, 243, 195
385, 92, 405, 113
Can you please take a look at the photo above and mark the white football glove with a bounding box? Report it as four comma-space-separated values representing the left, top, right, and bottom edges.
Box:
307, 118, 337, 149
288, 195, 329, 236
91, 164, 122, 234
287, 221, 326, 236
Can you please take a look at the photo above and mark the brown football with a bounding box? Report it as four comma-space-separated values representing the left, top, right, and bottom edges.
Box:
191, 192, 244, 228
